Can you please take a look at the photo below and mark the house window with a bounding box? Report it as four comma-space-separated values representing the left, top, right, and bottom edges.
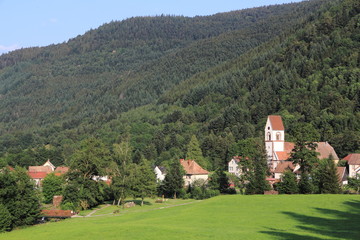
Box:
229, 167, 233, 171
267, 132, 271, 141
276, 132, 281, 140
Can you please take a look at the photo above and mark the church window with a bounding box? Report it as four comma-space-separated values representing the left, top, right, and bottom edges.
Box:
276, 132, 281, 140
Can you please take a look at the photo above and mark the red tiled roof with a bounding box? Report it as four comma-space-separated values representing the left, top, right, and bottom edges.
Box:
268, 115, 284, 130
284, 142, 295, 153
275, 151, 290, 161
41, 210, 73, 218
28, 166, 53, 173
180, 159, 209, 175
28, 172, 48, 179
273, 161, 295, 173
343, 153, 360, 165
315, 142, 339, 160
55, 166, 69, 175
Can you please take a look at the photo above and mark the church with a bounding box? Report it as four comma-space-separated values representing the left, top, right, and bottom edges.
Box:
265, 115, 339, 179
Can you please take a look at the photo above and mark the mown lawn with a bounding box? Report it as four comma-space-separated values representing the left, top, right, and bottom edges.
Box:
1, 195, 359, 240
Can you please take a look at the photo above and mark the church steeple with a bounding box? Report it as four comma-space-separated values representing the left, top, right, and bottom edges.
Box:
265, 115, 285, 167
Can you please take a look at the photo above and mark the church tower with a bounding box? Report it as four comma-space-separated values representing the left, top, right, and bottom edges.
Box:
264, 115, 285, 168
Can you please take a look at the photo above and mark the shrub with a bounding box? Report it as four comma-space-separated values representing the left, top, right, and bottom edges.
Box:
0, 204, 12, 232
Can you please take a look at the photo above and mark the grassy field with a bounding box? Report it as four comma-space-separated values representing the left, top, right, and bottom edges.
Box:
1, 195, 359, 240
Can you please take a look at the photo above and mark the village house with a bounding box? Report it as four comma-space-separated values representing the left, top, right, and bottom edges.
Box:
343, 153, 360, 178
28, 160, 69, 187
180, 159, 209, 187
228, 156, 250, 177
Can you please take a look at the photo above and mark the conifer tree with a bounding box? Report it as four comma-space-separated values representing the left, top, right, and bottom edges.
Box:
208, 168, 230, 193
132, 159, 157, 206
186, 135, 208, 169
161, 159, 184, 199
276, 170, 299, 194
298, 172, 313, 194
246, 141, 270, 194
316, 158, 341, 194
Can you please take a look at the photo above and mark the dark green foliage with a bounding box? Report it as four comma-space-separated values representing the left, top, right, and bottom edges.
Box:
0, 167, 40, 229
290, 140, 319, 174
315, 158, 341, 194
186, 135, 208, 169
276, 170, 299, 194
42, 173, 64, 203
160, 159, 184, 198
0, 0, 358, 182
208, 169, 231, 193
63, 137, 112, 210
347, 176, 360, 193
246, 142, 270, 195
0, 204, 12, 232
68, 137, 111, 179
298, 172, 314, 194
132, 159, 157, 206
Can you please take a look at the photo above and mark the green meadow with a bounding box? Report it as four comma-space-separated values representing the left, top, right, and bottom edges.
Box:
2, 195, 359, 240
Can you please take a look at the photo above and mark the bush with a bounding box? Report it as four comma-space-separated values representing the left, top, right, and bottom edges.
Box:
0, 204, 12, 232
61, 202, 78, 212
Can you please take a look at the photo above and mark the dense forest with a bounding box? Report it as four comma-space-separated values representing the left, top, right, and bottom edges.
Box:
0, 0, 359, 170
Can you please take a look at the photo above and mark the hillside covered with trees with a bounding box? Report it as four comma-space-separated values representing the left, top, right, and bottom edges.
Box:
0, 0, 359, 170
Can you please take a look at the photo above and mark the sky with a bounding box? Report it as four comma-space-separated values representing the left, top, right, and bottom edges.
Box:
0, 0, 303, 55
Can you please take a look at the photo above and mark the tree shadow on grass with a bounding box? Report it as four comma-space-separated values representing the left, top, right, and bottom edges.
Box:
129, 199, 152, 206
262, 200, 360, 240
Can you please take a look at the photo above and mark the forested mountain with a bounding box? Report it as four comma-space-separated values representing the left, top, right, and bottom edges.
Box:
0, 0, 359, 169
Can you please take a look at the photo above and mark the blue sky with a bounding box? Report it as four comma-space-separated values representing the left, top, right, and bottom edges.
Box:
0, 0, 303, 55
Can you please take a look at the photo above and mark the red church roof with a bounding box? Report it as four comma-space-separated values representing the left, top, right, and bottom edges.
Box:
268, 115, 284, 130
180, 159, 209, 175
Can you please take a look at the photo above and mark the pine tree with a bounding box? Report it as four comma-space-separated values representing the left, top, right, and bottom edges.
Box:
276, 170, 299, 194
246, 141, 270, 194
208, 168, 230, 193
316, 158, 341, 194
298, 172, 313, 194
161, 159, 184, 199
132, 159, 157, 206
186, 135, 208, 169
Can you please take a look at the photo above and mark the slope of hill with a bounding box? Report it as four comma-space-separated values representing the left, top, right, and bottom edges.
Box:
0, 0, 359, 168
0, 0, 327, 133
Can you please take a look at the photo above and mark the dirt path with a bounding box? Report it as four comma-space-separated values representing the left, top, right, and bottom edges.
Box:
72, 200, 200, 218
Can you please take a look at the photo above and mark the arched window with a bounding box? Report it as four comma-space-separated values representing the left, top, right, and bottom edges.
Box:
276, 132, 281, 140
267, 132, 271, 141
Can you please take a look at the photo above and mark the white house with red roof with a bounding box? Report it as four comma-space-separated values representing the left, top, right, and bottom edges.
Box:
265, 115, 339, 180
228, 156, 250, 177
343, 153, 360, 178
28, 160, 69, 187
180, 159, 209, 186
